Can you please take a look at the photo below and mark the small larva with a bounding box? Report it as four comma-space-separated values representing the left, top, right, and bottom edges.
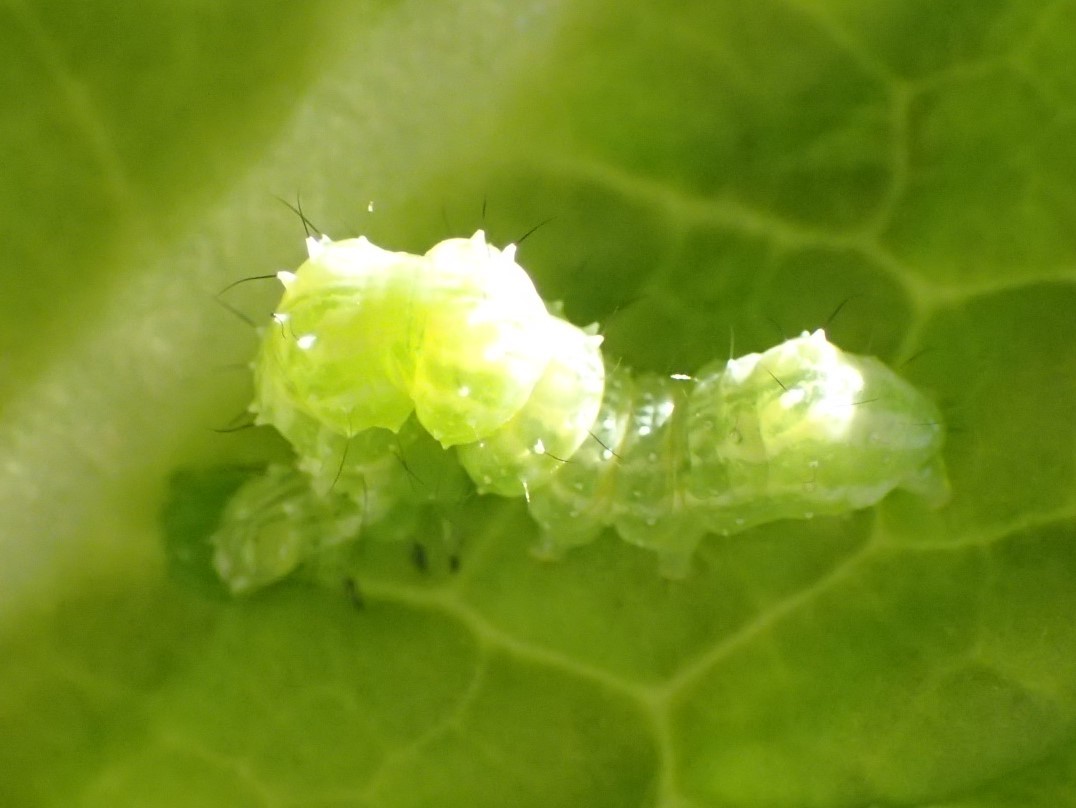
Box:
210, 230, 949, 591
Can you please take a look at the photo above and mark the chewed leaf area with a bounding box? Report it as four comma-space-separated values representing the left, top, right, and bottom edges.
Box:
4, 1, 1076, 807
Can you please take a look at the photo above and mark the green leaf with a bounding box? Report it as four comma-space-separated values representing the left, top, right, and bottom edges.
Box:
2, 0, 1075, 806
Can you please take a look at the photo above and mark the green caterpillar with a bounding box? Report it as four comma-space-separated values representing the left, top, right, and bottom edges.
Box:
210, 231, 949, 592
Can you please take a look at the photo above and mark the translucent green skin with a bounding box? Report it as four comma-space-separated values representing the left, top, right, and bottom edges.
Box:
255, 232, 558, 447
211, 409, 471, 594
211, 233, 949, 592
215, 231, 605, 592
526, 329, 949, 577
456, 315, 605, 498
211, 464, 366, 594
253, 230, 605, 498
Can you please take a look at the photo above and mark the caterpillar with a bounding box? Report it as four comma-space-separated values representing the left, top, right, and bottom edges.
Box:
210, 230, 949, 592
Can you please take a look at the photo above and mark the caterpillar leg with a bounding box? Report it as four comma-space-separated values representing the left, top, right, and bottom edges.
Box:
530, 521, 604, 562
615, 517, 706, 579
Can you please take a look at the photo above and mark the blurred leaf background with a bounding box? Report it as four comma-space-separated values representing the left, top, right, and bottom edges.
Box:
1, 0, 1075, 805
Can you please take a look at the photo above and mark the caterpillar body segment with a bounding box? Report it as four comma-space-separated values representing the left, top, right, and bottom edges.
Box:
255, 231, 553, 446
527, 330, 949, 576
